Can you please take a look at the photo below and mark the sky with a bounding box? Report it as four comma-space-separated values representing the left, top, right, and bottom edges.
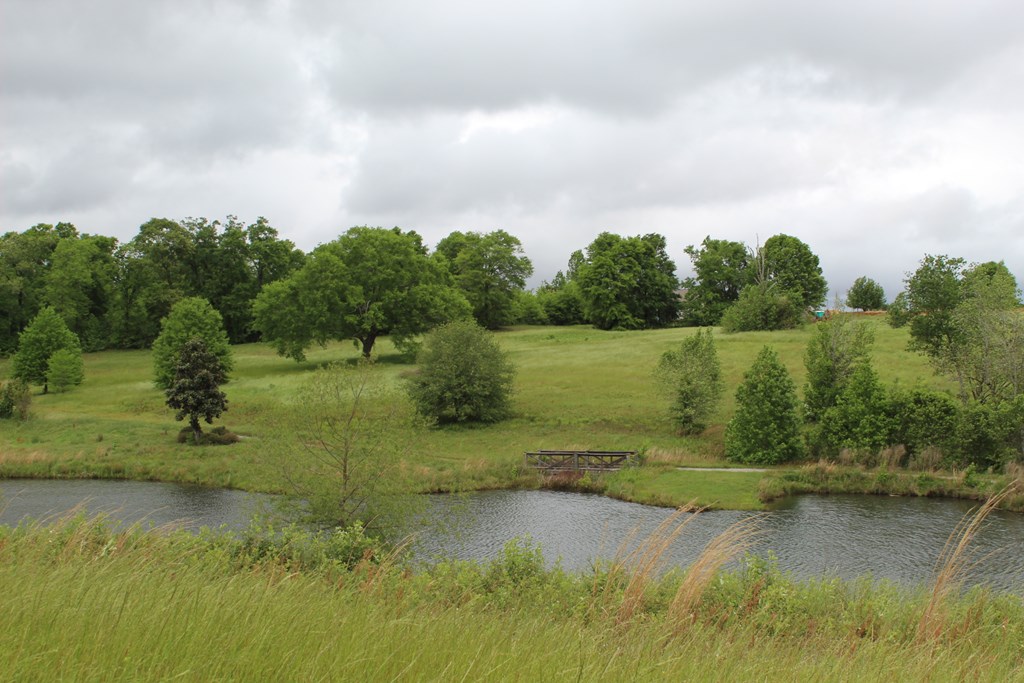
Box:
3, 0, 1024, 299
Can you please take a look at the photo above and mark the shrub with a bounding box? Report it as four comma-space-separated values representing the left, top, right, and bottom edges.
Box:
886, 388, 959, 460
725, 346, 804, 464
46, 348, 85, 393
654, 328, 723, 434
803, 315, 874, 422
407, 319, 516, 424
720, 284, 803, 333
0, 379, 31, 420
817, 363, 894, 457
951, 398, 1024, 471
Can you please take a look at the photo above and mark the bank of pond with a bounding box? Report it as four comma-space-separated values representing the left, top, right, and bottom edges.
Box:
3, 479, 1023, 593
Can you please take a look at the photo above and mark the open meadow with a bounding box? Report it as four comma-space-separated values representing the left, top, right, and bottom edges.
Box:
2, 317, 991, 510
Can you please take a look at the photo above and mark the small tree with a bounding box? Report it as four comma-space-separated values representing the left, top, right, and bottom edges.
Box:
165, 337, 228, 444
46, 348, 85, 393
720, 284, 803, 333
152, 297, 233, 389
654, 329, 723, 434
0, 379, 31, 420
11, 306, 82, 394
407, 319, 516, 423
818, 362, 894, 457
846, 277, 886, 311
725, 346, 804, 464
803, 315, 874, 422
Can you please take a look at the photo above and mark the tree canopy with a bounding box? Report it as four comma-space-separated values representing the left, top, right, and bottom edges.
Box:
680, 237, 750, 326
846, 276, 886, 311
437, 230, 533, 329
152, 297, 233, 389
759, 234, 828, 310
576, 232, 680, 330
253, 227, 471, 360
11, 306, 82, 394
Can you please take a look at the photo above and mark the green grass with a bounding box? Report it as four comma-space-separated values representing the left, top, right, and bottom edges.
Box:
2, 515, 1022, 681
0, 317, 968, 509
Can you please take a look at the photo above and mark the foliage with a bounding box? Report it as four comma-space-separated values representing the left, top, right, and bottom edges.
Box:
654, 329, 723, 434
44, 234, 117, 351
511, 290, 548, 325
680, 237, 750, 326
759, 234, 828, 310
281, 360, 421, 534
0, 224, 64, 354
46, 348, 85, 393
151, 297, 233, 389
0, 379, 31, 420
535, 275, 586, 325
803, 314, 874, 422
817, 363, 894, 457
253, 226, 470, 360
164, 337, 229, 445
406, 319, 516, 424
950, 397, 1024, 471
891, 254, 967, 357
719, 284, 803, 332
11, 305, 82, 393
437, 230, 533, 329
576, 232, 680, 330
886, 388, 959, 461
725, 346, 804, 464
846, 276, 886, 311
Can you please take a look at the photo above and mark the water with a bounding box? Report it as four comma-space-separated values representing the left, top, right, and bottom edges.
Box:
3, 480, 1024, 591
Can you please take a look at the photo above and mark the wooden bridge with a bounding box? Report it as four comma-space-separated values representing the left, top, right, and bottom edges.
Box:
524, 450, 637, 472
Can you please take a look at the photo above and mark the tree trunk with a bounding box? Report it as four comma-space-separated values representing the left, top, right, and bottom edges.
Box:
360, 333, 377, 358
191, 417, 202, 445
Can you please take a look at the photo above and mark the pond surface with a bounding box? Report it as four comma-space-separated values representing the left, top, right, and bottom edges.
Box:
3, 480, 1023, 592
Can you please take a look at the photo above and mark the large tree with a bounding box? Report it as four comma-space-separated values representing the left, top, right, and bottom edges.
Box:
253, 227, 470, 360
152, 297, 233, 389
888, 254, 968, 357
44, 234, 117, 350
680, 237, 750, 326
576, 232, 680, 330
759, 234, 828, 310
165, 337, 229, 445
437, 230, 533, 329
11, 306, 82, 394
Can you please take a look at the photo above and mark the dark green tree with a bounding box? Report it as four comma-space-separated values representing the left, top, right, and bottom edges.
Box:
165, 337, 228, 445
803, 315, 874, 422
846, 277, 886, 311
760, 234, 828, 310
680, 237, 750, 326
576, 232, 680, 330
437, 230, 533, 329
654, 328, 723, 434
11, 306, 82, 394
152, 297, 233, 389
724, 346, 804, 464
253, 227, 470, 360
406, 319, 516, 424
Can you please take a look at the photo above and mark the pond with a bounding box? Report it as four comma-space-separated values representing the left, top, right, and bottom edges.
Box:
2, 480, 1023, 592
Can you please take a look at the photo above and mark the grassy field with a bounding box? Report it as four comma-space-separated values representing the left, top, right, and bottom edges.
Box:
0, 317, 989, 510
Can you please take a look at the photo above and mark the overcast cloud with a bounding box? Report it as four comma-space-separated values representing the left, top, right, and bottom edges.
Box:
3, 0, 1023, 298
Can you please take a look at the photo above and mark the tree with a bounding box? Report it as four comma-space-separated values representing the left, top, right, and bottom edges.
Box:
846, 277, 886, 311
406, 319, 516, 423
654, 329, 723, 434
803, 315, 874, 422
888, 254, 966, 357
680, 237, 750, 326
165, 338, 228, 445
11, 306, 82, 394
152, 297, 233, 389
253, 227, 470, 360
0, 379, 31, 420
759, 234, 828, 310
0, 224, 64, 354
43, 234, 117, 351
818, 362, 894, 456
282, 360, 420, 533
437, 230, 533, 329
576, 232, 680, 330
724, 346, 804, 464
46, 348, 85, 393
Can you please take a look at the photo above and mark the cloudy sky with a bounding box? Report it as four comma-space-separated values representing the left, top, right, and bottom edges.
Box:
3, 0, 1023, 298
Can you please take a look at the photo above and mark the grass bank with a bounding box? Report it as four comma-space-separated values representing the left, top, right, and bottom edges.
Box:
1, 510, 1022, 681
1, 319, 1015, 510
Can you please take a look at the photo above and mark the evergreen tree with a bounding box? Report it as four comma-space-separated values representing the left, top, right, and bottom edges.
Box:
165, 337, 228, 444
725, 346, 804, 464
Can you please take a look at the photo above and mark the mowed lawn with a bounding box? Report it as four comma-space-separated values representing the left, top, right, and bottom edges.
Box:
0, 318, 951, 509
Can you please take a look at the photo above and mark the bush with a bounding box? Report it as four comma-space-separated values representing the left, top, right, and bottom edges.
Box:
407, 319, 516, 423
720, 285, 804, 333
176, 425, 239, 445
951, 398, 1024, 471
654, 328, 723, 434
0, 379, 31, 420
725, 346, 804, 464
886, 388, 959, 460
46, 348, 85, 393
817, 363, 894, 457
